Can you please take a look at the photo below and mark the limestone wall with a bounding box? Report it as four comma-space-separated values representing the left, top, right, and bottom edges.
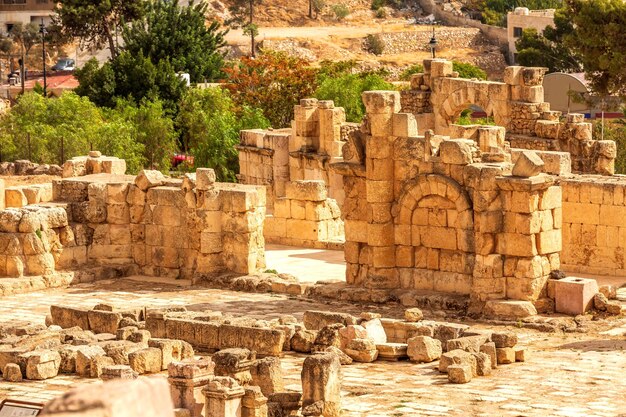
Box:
561, 176, 626, 277
400, 59, 616, 176
264, 180, 344, 248
332, 86, 563, 314
53, 169, 266, 278
0, 164, 266, 283
237, 99, 347, 249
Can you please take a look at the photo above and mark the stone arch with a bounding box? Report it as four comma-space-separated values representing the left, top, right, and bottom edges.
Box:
433, 80, 511, 135
395, 174, 473, 229
394, 174, 475, 294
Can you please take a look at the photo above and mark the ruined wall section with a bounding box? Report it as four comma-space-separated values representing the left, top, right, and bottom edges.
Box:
333, 86, 562, 314
237, 100, 348, 248
264, 180, 343, 248
50, 169, 266, 279
399, 59, 616, 176
560, 176, 626, 277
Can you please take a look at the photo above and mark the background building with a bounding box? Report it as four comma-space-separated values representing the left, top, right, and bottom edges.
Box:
507, 7, 555, 63
0, 0, 55, 35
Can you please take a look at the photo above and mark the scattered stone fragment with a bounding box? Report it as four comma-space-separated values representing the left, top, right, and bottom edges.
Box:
480, 342, 498, 369
19, 349, 61, 380
496, 347, 515, 365
472, 352, 492, 376
128, 347, 162, 374
360, 312, 381, 320
515, 347, 527, 362
344, 338, 378, 363
3, 363, 22, 382
407, 336, 442, 363
439, 349, 477, 375
404, 308, 424, 322
376, 343, 408, 361
491, 332, 518, 348
448, 364, 473, 384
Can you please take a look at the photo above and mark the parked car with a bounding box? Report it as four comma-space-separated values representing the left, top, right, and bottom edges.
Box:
52, 58, 75, 72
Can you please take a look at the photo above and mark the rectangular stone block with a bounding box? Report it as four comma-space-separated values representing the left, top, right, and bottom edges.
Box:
554, 277, 599, 315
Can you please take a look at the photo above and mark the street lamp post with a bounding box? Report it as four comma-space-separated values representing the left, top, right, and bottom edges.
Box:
39, 18, 47, 97
428, 26, 437, 59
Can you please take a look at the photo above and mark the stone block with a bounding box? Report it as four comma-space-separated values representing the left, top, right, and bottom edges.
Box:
491, 332, 518, 348
554, 277, 599, 315
19, 349, 61, 380
50, 305, 90, 330
196, 168, 216, 190
472, 352, 492, 376
375, 343, 408, 361
392, 113, 418, 137
438, 349, 477, 375
303, 311, 357, 331
3, 362, 22, 381
101, 364, 138, 380
439, 139, 474, 165
344, 338, 378, 363
129, 347, 163, 374
285, 181, 327, 202
407, 336, 442, 363
447, 364, 472, 383
135, 170, 165, 191
480, 342, 497, 369
362, 319, 387, 344
301, 353, 341, 417
496, 347, 515, 364
88, 310, 123, 334
446, 335, 489, 353
76, 345, 107, 377
483, 300, 537, 319
361, 90, 401, 114
512, 151, 544, 177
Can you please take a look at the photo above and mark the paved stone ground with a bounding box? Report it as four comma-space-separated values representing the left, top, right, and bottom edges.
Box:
264, 243, 346, 283
1, 277, 626, 416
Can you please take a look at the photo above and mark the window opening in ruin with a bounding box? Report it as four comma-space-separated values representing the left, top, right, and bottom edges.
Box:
454, 105, 495, 126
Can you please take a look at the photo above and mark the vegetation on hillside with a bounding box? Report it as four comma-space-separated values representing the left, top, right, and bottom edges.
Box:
465, 0, 562, 27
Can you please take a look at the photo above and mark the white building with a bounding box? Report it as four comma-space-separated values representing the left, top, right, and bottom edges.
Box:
507, 7, 555, 64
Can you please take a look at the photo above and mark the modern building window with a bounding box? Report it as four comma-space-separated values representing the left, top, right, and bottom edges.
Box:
513, 27, 523, 37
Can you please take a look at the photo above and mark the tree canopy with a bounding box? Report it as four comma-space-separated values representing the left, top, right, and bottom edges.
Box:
54, 0, 145, 58
74, 52, 187, 112
562, 0, 626, 97
123, 0, 227, 83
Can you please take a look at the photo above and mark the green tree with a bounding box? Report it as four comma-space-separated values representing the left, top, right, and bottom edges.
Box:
123, 0, 227, 83
515, 8, 581, 73
104, 99, 176, 172
315, 73, 394, 122
53, 0, 145, 58
227, 0, 263, 57
224, 52, 318, 128
176, 87, 270, 181
563, 0, 626, 97
74, 52, 186, 111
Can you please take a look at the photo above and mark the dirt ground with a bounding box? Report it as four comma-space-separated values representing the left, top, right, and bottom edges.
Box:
1, 273, 625, 416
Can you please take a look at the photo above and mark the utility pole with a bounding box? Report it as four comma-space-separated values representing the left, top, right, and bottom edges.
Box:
39, 18, 47, 97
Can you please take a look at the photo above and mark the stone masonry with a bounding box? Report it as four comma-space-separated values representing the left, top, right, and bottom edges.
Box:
333, 84, 562, 314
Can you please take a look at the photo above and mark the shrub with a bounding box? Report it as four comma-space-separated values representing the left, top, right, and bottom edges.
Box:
371, 0, 386, 10
399, 63, 425, 81
366, 34, 385, 55
331, 4, 350, 20
315, 73, 394, 122
375, 7, 387, 18
452, 61, 487, 80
